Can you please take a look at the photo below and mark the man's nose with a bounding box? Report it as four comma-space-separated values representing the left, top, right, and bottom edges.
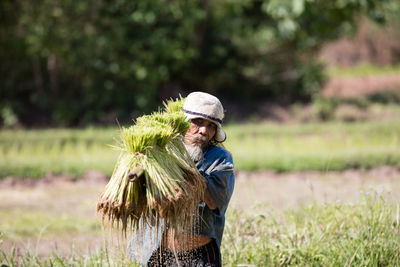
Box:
198, 125, 207, 135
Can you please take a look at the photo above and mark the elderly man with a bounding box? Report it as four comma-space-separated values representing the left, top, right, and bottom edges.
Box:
147, 92, 235, 267
128, 92, 235, 267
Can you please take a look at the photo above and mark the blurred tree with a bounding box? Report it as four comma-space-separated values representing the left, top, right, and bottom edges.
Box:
0, 0, 397, 126
198, 0, 394, 103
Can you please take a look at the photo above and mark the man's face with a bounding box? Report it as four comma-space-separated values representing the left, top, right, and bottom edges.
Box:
184, 118, 217, 148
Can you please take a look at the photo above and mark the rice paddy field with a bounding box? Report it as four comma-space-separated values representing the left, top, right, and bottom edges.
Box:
1, 119, 400, 266
1, 119, 400, 178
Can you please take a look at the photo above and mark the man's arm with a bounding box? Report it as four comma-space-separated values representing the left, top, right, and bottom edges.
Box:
202, 179, 217, 210
199, 148, 235, 215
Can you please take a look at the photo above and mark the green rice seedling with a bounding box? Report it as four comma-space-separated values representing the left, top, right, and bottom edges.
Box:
163, 95, 185, 114
97, 97, 206, 236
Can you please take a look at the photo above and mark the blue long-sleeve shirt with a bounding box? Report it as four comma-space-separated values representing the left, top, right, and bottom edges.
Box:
194, 144, 235, 248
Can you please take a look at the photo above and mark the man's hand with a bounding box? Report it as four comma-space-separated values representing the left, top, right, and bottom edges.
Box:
127, 166, 144, 182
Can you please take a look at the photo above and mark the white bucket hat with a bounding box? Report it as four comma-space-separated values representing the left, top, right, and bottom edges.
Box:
182, 91, 226, 142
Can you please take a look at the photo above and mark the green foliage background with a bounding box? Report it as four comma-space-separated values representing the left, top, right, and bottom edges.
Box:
1, 0, 398, 126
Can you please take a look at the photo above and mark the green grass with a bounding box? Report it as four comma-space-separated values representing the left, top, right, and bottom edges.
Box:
0, 127, 118, 178
1, 120, 400, 178
225, 120, 400, 172
1, 209, 100, 239
222, 191, 400, 266
2, 192, 399, 266
328, 63, 400, 77
1, 244, 138, 267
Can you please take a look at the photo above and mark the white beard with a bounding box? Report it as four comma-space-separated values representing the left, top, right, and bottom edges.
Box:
183, 142, 204, 162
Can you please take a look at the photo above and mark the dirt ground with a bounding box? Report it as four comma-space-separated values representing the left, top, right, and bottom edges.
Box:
232, 166, 400, 211
2, 167, 400, 258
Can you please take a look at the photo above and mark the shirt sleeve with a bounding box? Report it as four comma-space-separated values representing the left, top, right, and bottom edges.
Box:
201, 151, 235, 215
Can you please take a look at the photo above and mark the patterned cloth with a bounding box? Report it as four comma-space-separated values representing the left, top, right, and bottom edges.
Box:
147, 239, 221, 267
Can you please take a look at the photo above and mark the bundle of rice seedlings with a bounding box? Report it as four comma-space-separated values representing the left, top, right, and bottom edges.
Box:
97, 97, 206, 234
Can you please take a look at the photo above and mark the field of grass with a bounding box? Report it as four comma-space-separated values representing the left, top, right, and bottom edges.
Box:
2, 190, 400, 266
2, 119, 400, 265
1, 119, 399, 178
1, 241, 134, 267
0, 127, 118, 178
223, 192, 400, 266
327, 63, 400, 77
227, 120, 400, 172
